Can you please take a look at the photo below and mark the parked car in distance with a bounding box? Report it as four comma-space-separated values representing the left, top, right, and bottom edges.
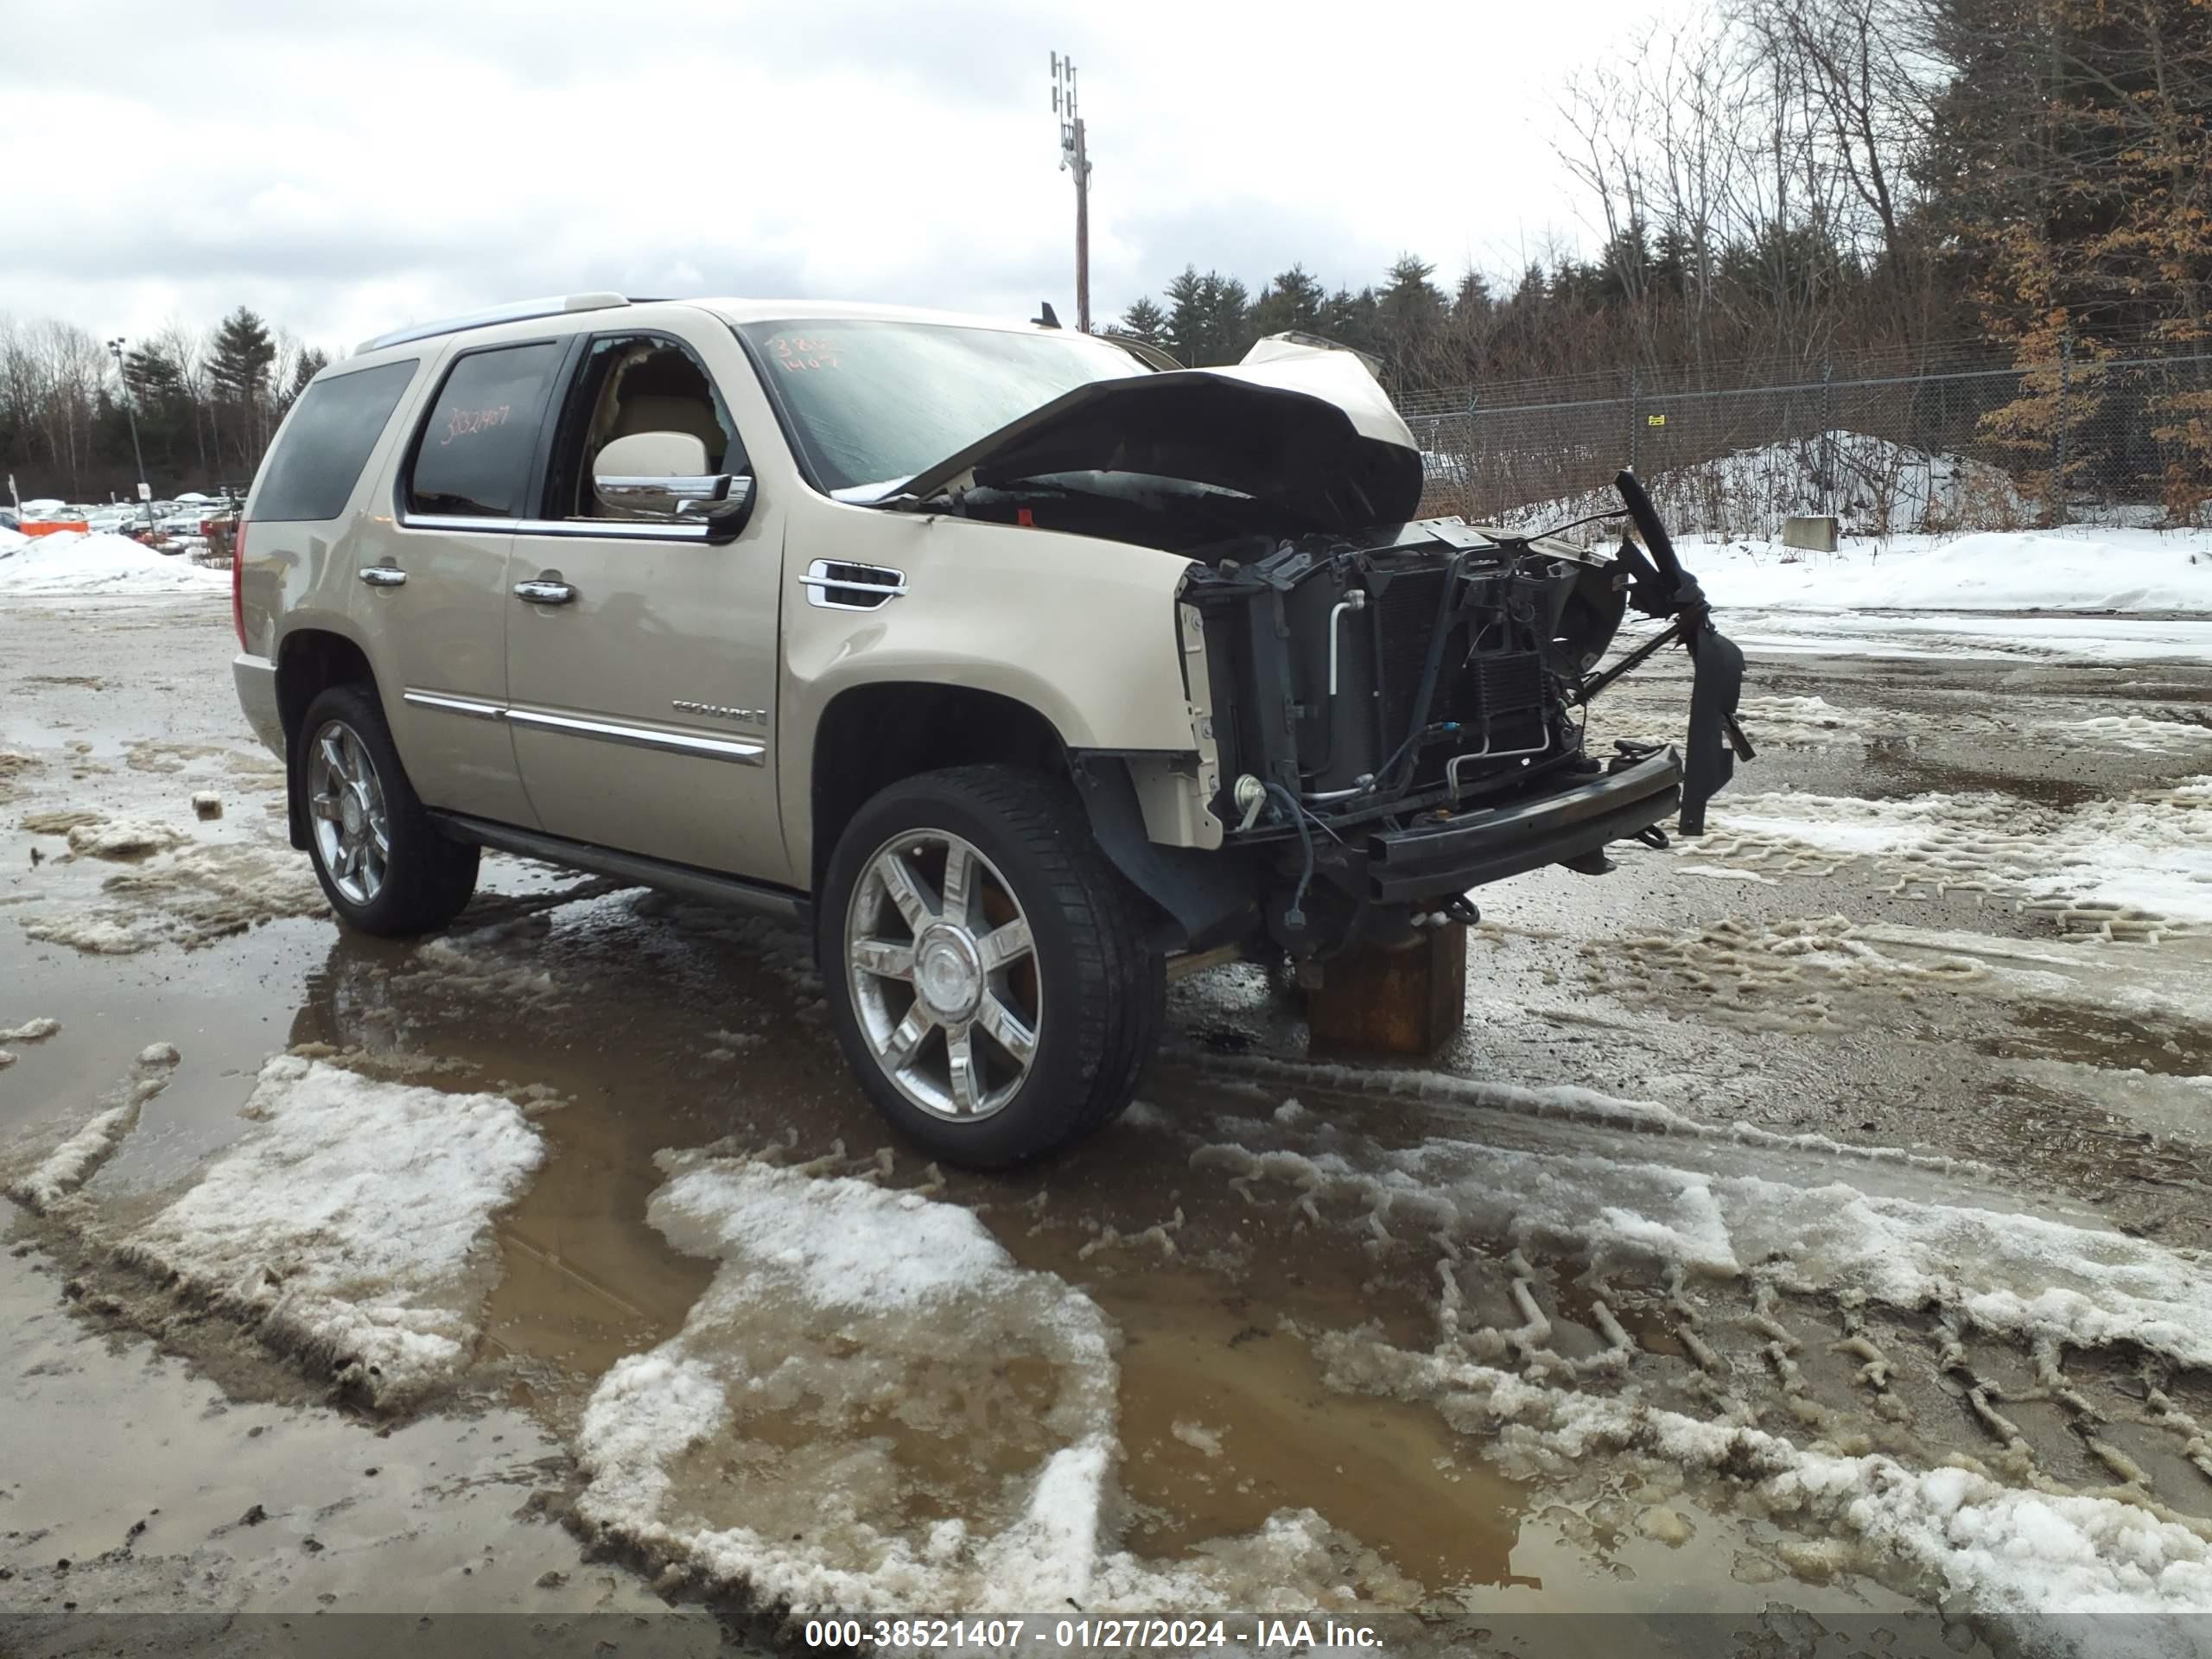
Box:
230, 293, 1746, 1165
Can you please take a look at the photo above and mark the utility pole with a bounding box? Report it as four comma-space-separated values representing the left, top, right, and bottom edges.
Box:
1051, 52, 1092, 332
107, 337, 155, 534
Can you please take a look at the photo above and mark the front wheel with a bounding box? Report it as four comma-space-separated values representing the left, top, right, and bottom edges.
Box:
817, 765, 1162, 1166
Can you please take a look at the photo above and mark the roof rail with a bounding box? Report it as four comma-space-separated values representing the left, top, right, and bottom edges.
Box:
354, 292, 632, 355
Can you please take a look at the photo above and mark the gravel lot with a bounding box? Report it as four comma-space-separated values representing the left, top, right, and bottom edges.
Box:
4, 588, 2211, 1652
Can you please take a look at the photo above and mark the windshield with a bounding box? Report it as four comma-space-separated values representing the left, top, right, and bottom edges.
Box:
735, 319, 1145, 496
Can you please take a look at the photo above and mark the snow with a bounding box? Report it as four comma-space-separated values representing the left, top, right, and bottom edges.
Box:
0, 529, 228, 596
1198, 1085, 2212, 1367
1700, 782, 2212, 925
22, 838, 329, 956
575, 1147, 1419, 1617
1330, 1329, 2212, 1623
1713, 610, 2212, 663
66, 817, 187, 859
1189, 1098, 2212, 1624
0, 1017, 60, 1043
1490, 432, 2037, 539
1686, 528, 2212, 614
113, 1055, 543, 1406
6, 1043, 179, 1215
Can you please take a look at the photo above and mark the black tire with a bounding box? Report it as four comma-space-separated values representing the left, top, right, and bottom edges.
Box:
817, 764, 1164, 1167
294, 683, 479, 936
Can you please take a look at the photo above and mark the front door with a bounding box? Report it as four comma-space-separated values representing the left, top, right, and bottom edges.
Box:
503, 322, 788, 883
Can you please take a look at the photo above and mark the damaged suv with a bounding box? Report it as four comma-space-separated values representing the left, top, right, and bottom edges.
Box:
231, 295, 1749, 1164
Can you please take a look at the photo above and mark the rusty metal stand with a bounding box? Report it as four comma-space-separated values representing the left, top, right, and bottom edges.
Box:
1304, 925, 1468, 1057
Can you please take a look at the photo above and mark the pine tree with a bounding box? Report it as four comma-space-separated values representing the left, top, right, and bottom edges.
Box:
1376, 255, 1446, 387
207, 308, 276, 404
207, 308, 277, 470
1163, 267, 1206, 366
1251, 264, 1327, 338
290, 346, 330, 400
1452, 270, 1493, 318
1115, 297, 1167, 346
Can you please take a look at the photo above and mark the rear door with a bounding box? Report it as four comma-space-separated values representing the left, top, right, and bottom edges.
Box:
502, 316, 788, 881
385, 337, 571, 825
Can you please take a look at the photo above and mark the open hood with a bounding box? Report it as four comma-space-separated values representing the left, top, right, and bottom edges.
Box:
890, 336, 1425, 533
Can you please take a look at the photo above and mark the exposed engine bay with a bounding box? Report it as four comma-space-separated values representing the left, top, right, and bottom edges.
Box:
876, 335, 1754, 959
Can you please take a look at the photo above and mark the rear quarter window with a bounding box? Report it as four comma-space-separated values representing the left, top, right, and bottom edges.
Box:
251, 359, 418, 523
405, 341, 566, 518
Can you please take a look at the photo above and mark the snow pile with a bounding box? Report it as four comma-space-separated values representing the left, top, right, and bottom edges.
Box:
1696, 782, 2212, 929
113, 1055, 543, 1407
1684, 528, 2212, 613
22, 839, 328, 956
66, 817, 188, 860
0, 530, 228, 596
0, 1014, 61, 1070
2040, 713, 2212, 755
575, 1147, 1417, 1616
1491, 431, 2034, 539
6, 1043, 178, 1215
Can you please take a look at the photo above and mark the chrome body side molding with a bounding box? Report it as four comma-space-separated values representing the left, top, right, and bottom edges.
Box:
504, 707, 766, 765
405, 689, 766, 764
403, 690, 505, 721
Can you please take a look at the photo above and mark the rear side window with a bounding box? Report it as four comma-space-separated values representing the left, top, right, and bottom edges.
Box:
251, 359, 417, 523
406, 342, 565, 518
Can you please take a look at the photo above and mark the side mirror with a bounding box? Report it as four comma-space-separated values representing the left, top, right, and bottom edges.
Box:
591, 430, 757, 541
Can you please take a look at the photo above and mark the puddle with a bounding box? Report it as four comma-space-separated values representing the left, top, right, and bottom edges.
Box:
0, 1244, 719, 1628
1978, 1000, 2211, 1080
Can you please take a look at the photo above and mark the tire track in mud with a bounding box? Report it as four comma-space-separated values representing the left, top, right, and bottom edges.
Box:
1676, 780, 2212, 942
1137, 1056, 2212, 1612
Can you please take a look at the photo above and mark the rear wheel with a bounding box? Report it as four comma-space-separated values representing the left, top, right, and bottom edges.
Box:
296, 683, 479, 936
818, 765, 1162, 1166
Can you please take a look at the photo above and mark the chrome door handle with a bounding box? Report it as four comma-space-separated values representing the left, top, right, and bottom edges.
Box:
358, 566, 407, 588
513, 580, 576, 605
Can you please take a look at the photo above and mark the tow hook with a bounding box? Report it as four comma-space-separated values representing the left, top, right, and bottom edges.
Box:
1635, 825, 1669, 850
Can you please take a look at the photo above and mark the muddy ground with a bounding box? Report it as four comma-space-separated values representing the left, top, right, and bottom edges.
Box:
3, 592, 2211, 1655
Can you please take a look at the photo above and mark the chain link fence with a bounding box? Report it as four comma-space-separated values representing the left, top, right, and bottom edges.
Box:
1401, 342, 2212, 539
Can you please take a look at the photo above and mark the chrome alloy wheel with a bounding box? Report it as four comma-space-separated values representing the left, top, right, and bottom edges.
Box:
846, 830, 1039, 1121
306, 718, 391, 906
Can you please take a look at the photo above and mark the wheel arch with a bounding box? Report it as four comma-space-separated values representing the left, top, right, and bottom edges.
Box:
275, 626, 378, 850
805, 680, 1256, 954
808, 682, 1067, 893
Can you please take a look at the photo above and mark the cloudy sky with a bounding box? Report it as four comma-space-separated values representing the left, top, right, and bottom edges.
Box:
3, 0, 1661, 355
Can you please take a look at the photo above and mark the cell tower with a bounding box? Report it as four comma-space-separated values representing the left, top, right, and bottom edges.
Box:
1050, 51, 1092, 333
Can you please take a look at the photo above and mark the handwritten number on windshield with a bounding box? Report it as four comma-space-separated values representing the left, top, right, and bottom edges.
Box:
769, 335, 841, 372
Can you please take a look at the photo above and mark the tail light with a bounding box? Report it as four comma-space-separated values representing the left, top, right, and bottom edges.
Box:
232, 521, 248, 648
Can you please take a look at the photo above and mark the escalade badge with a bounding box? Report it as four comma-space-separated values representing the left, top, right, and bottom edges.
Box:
672, 700, 766, 723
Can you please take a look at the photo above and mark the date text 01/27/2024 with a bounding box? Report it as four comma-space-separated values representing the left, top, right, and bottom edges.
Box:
800, 1617, 1386, 1652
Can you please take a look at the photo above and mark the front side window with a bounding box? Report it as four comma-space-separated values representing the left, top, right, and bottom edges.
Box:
405, 341, 565, 518
540, 334, 745, 521
252, 359, 417, 523
734, 319, 1144, 496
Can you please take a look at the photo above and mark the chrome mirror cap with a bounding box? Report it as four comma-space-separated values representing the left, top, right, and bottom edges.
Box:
590, 429, 756, 540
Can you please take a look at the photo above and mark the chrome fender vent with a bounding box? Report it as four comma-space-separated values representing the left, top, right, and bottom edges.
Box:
802, 559, 907, 611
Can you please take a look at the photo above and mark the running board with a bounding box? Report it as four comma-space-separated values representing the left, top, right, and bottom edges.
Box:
429, 811, 812, 927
